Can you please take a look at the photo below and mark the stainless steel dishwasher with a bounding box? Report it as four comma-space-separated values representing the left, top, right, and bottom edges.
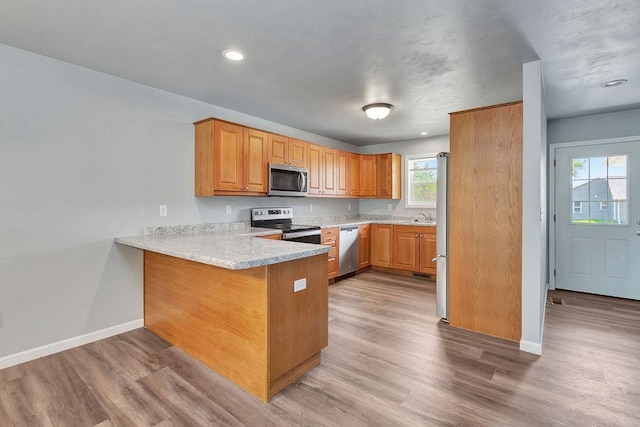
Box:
339, 225, 360, 276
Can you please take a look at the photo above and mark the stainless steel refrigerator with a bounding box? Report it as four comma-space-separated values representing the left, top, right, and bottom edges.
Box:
435, 152, 449, 321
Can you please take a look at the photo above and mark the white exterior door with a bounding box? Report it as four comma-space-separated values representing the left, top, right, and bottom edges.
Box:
555, 141, 640, 300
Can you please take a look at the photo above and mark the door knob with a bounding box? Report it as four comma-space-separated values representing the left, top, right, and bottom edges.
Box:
636, 230, 640, 236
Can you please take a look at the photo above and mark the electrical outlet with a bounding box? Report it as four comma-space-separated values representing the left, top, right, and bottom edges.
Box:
294, 278, 307, 292
225, 205, 232, 215
309, 204, 313, 212
387, 203, 392, 211
348, 203, 351, 211
159, 205, 168, 217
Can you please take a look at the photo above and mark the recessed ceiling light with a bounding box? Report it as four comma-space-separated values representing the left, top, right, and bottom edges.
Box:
222, 50, 246, 61
601, 79, 627, 88
362, 103, 394, 120
421, 131, 429, 136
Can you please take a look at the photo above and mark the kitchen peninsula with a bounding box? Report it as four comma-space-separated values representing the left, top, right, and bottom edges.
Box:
115, 225, 330, 403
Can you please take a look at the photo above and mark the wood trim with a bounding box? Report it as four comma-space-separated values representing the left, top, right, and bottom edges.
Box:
449, 100, 523, 116
270, 353, 321, 398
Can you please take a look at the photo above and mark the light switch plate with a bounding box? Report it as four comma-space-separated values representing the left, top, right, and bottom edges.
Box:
159, 205, 168, 217
294, 278, 307, 292
309, 204, 313, 212
387, 203, 392, 211
225, 205, 232, 215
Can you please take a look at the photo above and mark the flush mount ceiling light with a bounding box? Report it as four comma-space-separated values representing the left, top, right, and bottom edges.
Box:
601, 79, 627, 88
421, 131, 429, 136
362, 103, 394, 120
222, 49, 246, 61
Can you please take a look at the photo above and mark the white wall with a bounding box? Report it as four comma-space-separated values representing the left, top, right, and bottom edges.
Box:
358, 135, 449, 218
548, 108, 640, 144
520, 60, 548, 355
0, 44, 358, 360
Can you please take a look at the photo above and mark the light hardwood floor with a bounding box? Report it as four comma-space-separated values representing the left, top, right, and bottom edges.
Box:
1, 271, 639, 426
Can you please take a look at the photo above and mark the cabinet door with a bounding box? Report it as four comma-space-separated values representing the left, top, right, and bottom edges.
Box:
244, 128, 268, 192
370, 224, 393, 267
307, 143, 323, 195
359, 155, 376, 197
419, 232, 437, 274
268, 133, 288, 165
322, 227, 339, 279
348, 152, 360, 196
214, 121, 244, 191
289, 138, 307, 168
336, 150, 349, 196
393, 228, 419, 271
322, 147, 337, 195
358, 224, 370, 268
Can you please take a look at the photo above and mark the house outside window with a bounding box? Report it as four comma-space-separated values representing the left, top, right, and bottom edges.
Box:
570, 155, 627, 224
405, 154, 437, 208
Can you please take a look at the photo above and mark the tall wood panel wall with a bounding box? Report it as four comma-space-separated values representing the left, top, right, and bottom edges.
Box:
449, 101, 523, 342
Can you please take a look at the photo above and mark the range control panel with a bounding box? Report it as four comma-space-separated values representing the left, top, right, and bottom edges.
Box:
251, 207, 293, 221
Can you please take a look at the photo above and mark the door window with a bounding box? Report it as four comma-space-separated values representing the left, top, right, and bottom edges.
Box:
570, 155, 628, 224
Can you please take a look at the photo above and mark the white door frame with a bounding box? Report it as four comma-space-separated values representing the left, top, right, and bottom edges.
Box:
548, 135, 640, 291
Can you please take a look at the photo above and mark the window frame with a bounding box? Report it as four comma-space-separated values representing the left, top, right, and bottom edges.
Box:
404, 153, 438, 209
573, 201, 582, 214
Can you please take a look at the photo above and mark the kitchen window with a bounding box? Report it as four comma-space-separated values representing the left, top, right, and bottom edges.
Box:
405, 154, 437, 208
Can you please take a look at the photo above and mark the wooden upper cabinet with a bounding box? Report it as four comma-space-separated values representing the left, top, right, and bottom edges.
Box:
308, 144, 337, 196
268, 135, 307, 168
336, 150, 349, 196
359, 155, 376, 197
194, 119, 267, 196
370, 224, 393, 268
244, 128, 268, 192
307, 143, 323, 195
214, 121, 244, 192
348, 152, 360, 196
376, 153, 402, 199
322, 148, 337, 195
448, 101, 523, 342
289, 138, 307, 168
267, 133, 289, 165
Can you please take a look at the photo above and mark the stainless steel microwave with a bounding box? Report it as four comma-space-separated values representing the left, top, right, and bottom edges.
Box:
268, 163, 308, 197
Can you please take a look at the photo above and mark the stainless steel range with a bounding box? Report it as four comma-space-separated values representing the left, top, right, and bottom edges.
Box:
250, 207, 321, 244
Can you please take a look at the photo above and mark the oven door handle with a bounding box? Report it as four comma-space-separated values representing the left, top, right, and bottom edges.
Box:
283, 230, 321, 240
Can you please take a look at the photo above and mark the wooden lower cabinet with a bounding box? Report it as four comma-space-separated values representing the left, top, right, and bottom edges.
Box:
392, 225, 436, 274
370, 224, 393, 267
321, 227, 339, 279
358, 224, 370, 268
144, 251, 328, 403
257, 234, 282, 240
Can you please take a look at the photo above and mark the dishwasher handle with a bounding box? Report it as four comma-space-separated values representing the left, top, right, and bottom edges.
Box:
340, 225, 359, 232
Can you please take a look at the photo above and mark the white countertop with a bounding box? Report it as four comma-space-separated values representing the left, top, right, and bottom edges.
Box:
115, 217, 435, 270
115, 227, 330, 270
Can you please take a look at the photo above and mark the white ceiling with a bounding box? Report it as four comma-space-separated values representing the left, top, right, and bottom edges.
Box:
1, 0, 639, 145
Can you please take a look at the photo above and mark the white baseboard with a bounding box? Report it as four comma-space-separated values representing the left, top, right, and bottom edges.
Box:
520, 340, 542, 355
0, 319, 143, 370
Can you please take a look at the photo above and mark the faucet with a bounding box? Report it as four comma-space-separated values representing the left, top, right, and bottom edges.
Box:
418, 212, 433, 222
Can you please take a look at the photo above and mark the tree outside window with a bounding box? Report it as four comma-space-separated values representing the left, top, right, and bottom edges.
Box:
406, 155, 437, 208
